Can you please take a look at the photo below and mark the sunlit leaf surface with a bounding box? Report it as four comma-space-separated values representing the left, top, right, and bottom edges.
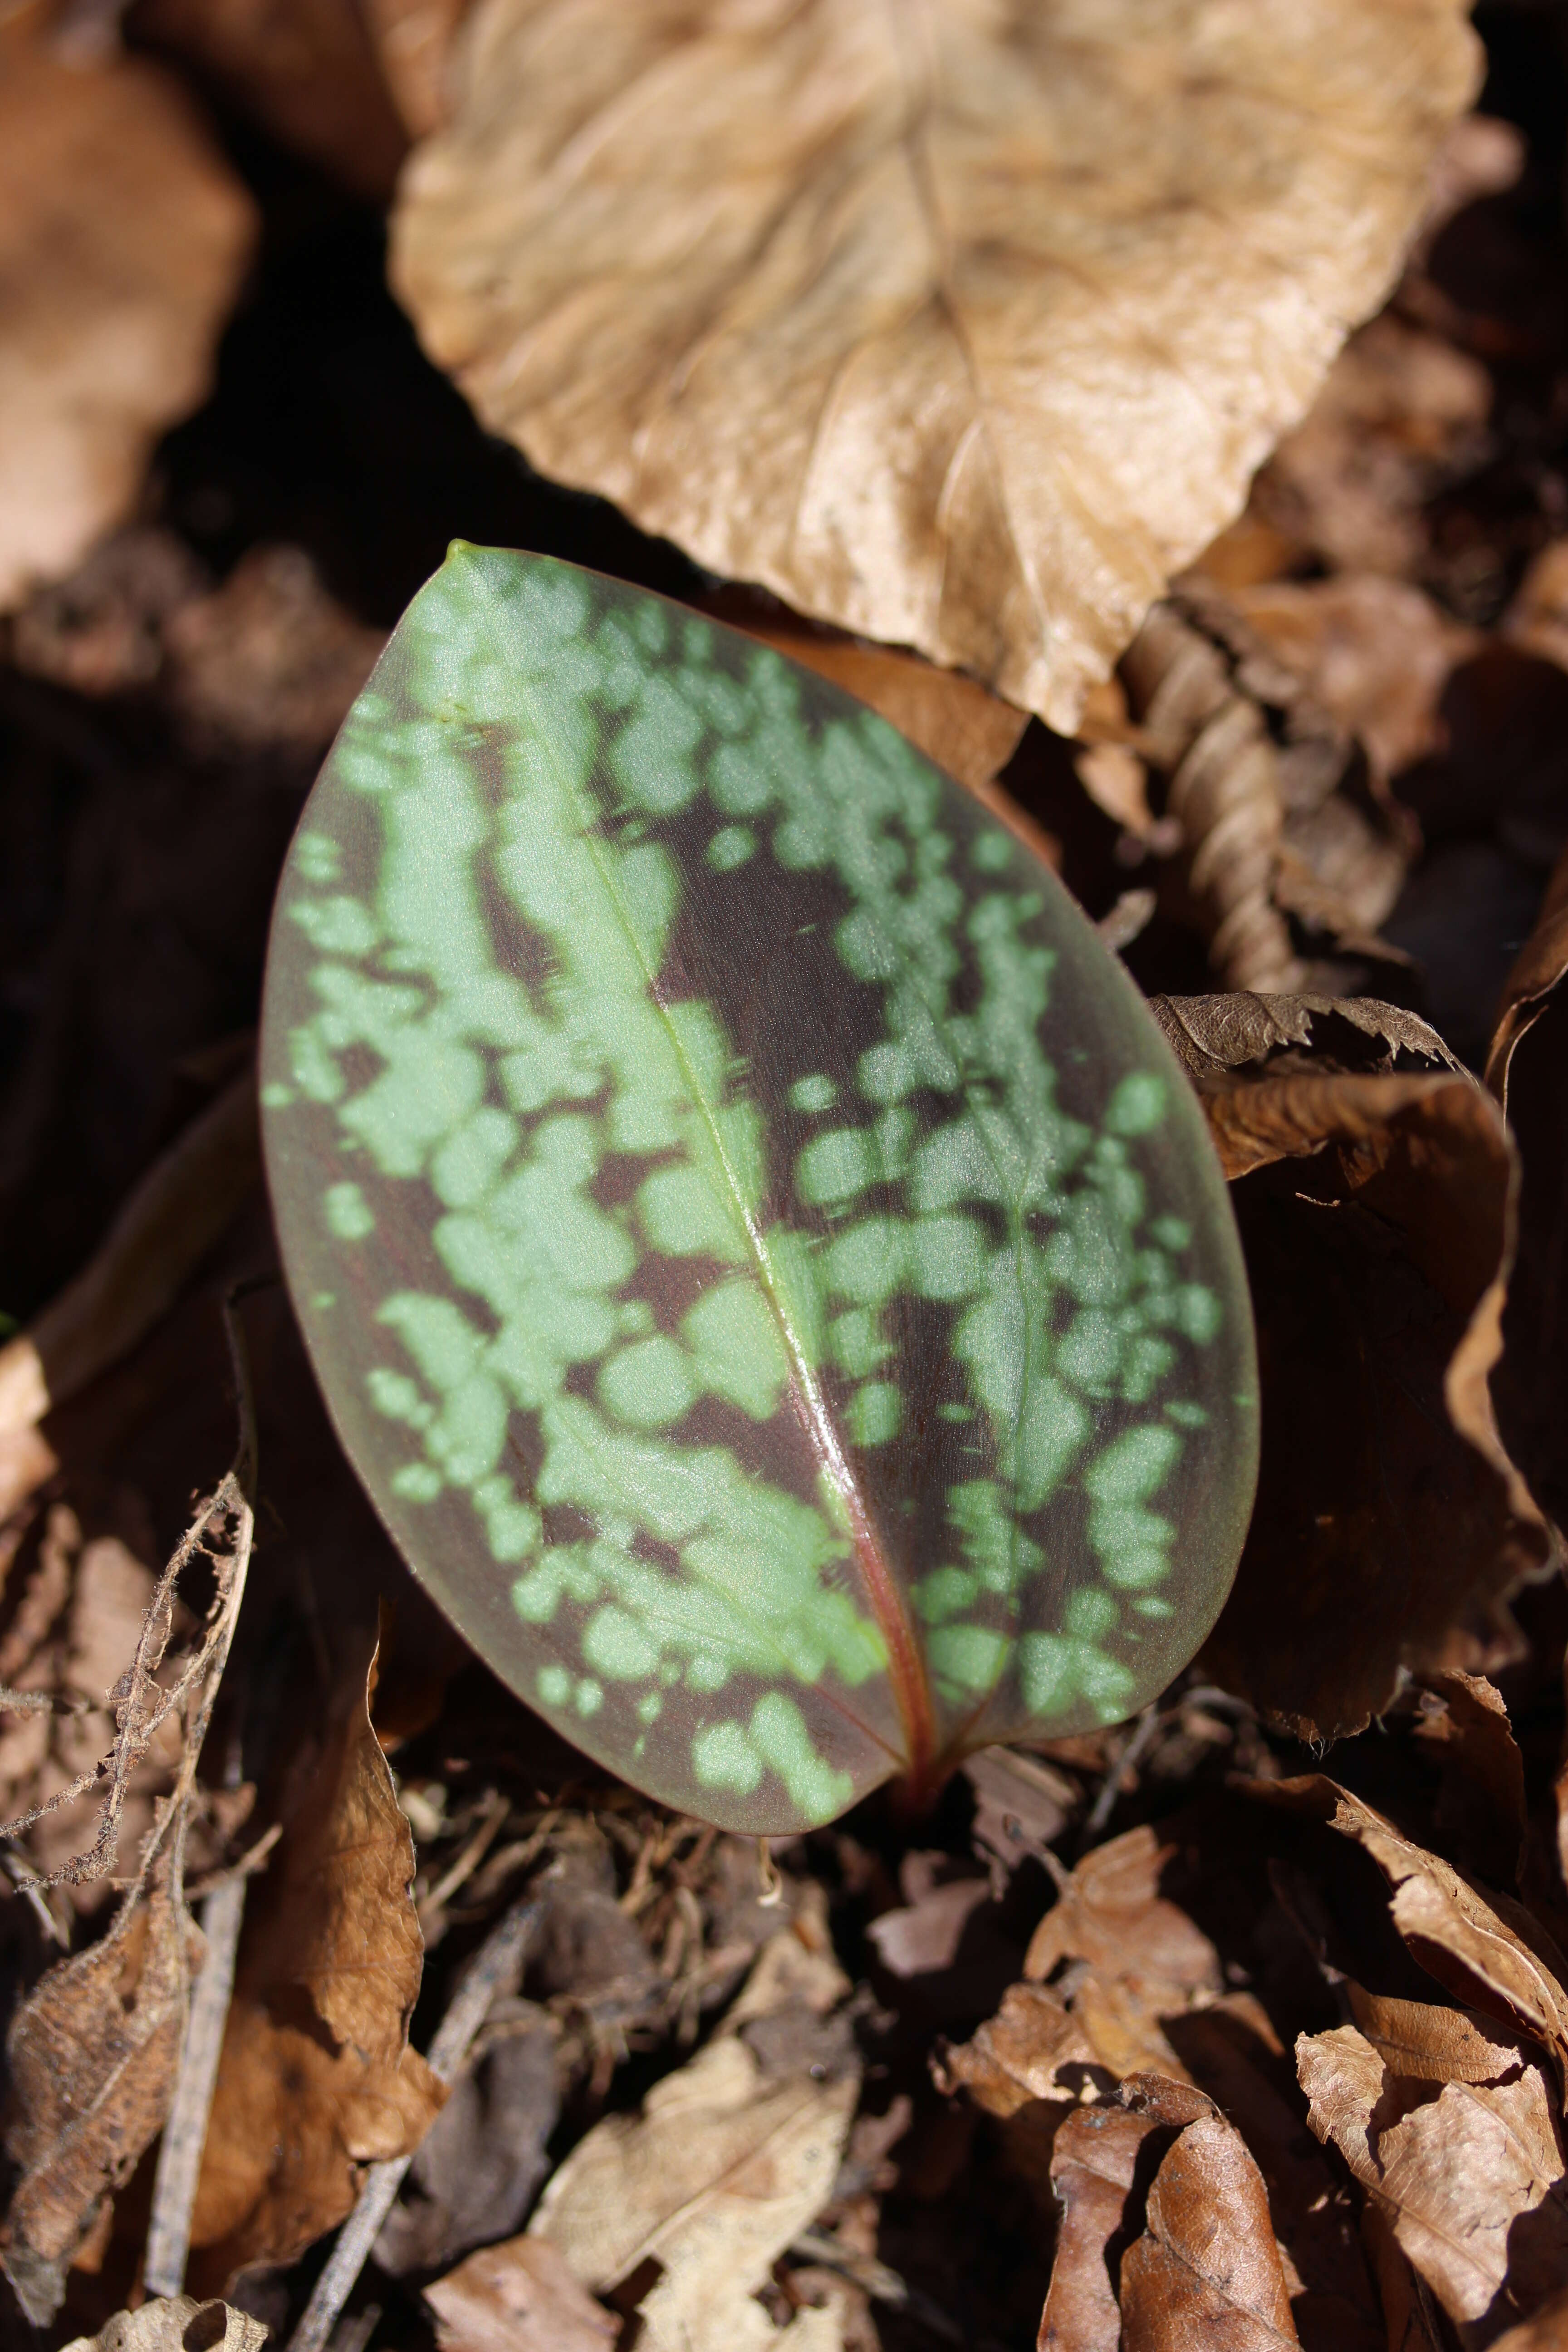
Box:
260, 547, 1258, 1832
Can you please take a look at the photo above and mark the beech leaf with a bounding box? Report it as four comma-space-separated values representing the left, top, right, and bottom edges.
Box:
390, 0, 1479, 730
259, 545, 1258, 1832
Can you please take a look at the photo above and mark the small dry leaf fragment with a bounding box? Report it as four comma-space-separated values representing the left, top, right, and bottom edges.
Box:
1298, 2009, 1568, 2333
61, 2297, 268, 2352
1491, 2285, 1568, 2351
129, 0, 408, 197
426, 2234, 617, 2352
1, 1836, 203, 2324
0, 20, 255, 612
163, 547, 387, 751
530, 1926, 859, 2352
1119, 2108, 1301, 2350
187, 1644, 444, 2287
1250, 313, 1493, 580
1226, 575, 1475, 789
935, 1979, 1101, 2121
393, 0, 1478, 733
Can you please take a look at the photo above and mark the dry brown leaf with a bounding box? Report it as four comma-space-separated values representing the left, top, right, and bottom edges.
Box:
392, 0, 1478, 733
0, 18, 255, 613
1504, 542, 1568, 681
426, 2234, 617, 2352
129, 0, 408, 198
1254, 1778, 1568, 2102
61, 2297, 269, 2352
1491, 2285, 1568, 2351
1298, 2009, 1568, 2337
187, 1642, 445, 2288
1486, 843, 1568, 1539
1119, 2108, 1302, 2349
529, 1923, 859, 2352
1, 1834, 203, 2324
1156, 999, 1552, 1742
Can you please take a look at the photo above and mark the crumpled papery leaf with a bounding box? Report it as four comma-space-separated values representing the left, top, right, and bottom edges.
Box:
529, 1923, 859, 2352
0, 15, 255, 612
391, 0, 1479, 732
1151, 990, 1552, 1742
1298, 1995, 1568, 2339
61, 2299, 268, 2352
1, 1834, 203, 2325
186, 1642, 445, 2289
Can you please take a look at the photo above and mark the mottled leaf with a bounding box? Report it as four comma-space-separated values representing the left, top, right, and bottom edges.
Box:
260, 545, 1258, 1833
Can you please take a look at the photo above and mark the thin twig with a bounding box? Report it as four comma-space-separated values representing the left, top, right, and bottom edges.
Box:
285, 1892, 544, 2352
142, 1872, 247, 2297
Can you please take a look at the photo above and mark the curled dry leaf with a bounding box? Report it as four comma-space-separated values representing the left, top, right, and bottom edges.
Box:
425, 2234, 617, 2352
1486, 843, 1568, 1537
1120, 599, 1304, 992
1121, 588, 1421, 988
1298, 1999, 1568, 2337
0, 1389, 255, 2320
392, 0, 1478, 733
1037, 2074, 1214, 2352
1119, 2107, 1301, 2350
1254, 1776, 1568, 2102
61, 2297, 268, 2352
1, 1834, 204, 2325
1153, 991, 1552, 1741
529, 1923, 859, 2352
0, 16, 255, 612
186, 1642, 445, 2288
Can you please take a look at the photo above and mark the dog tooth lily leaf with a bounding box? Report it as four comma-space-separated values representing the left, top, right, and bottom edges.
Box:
260, 545, 1258, 1834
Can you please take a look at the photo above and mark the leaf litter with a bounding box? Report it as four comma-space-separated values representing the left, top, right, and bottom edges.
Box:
7, 5, 1568, 2348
